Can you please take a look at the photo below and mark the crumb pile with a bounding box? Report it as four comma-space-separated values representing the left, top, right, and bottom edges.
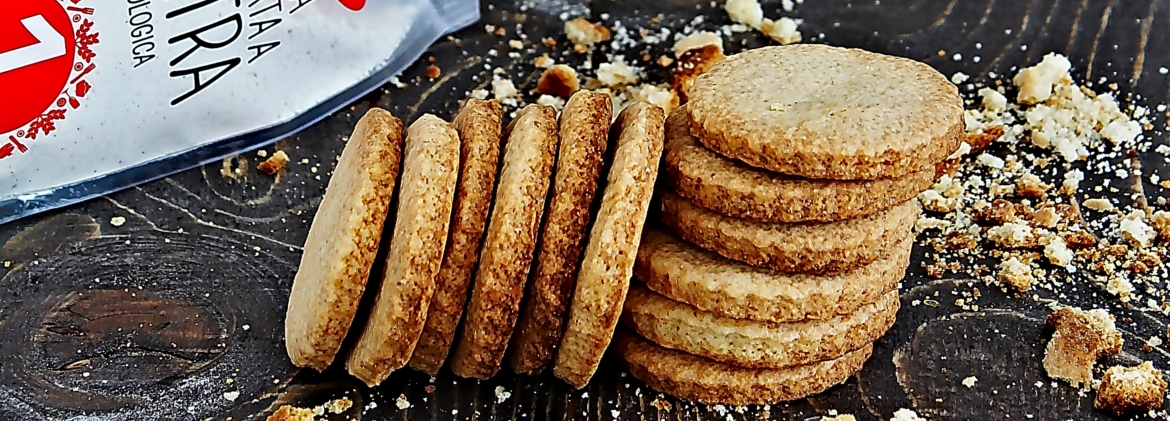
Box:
917, 52, 1170, 309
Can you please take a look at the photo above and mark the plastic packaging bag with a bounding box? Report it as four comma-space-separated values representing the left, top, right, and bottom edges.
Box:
0, 0, 478, 224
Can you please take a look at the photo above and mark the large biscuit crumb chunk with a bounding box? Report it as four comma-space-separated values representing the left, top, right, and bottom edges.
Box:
1043, 306, 1123, 388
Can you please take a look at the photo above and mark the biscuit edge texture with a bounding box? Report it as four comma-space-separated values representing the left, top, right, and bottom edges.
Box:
554, 102, 666, 388
511, 91, 613, 375
408, 99, 504, 376
345, 113, 461, 386
285, 108, 404, 372
449, 104, 560, 380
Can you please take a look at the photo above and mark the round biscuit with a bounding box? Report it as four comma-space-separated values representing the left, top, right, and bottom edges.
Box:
449, 104, 559, 380
635, 227, 910, 322
661, 191, 919, 274
554, 103, 666, 389
622, 285, 898, 369
409, 99, 503, 376
285, 108, 404, 372
665, 106, 934, 223
686, 44, 964, 180
345, 114, 461, 386
616, 329, 871, 406
510, 91, 612, 375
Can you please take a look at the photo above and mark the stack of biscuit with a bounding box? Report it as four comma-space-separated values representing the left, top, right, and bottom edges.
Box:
616, 44, 964, 405
284, 90, 665, 389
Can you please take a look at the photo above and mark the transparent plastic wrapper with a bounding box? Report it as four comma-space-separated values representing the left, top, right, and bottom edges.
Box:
0, 0, 479, 224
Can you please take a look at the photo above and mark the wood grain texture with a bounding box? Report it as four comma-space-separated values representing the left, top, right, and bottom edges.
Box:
2, 0, 1170, 419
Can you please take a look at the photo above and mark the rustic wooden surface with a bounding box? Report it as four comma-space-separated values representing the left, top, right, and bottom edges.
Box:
3, 0, 1170, 420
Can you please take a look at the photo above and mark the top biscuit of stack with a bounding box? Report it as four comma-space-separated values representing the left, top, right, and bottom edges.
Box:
686, 44, 964, 180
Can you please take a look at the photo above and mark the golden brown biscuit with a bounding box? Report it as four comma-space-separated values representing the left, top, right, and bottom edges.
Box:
285, 108, 403, 372
345, 114, 461, 386
409, 99, 503, 376
636, 228, 910, 322
622, 285, 898, 368
616, 329, 871, 405
449, 104, 559, 379
686, 45, 964, 180
510, 91, 612, 375
661, 191, 919, 274
664, 107, 934, 223
554, 102, 666, 389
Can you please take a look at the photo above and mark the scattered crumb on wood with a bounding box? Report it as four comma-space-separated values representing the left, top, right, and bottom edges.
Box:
267, 405, 315, 421
220, 156, 248, 181
258, 150, 290, 175
1094, 362, 1167, 415
535, 65, 580, 98
1044, 306, 1124, 388
323, 397, 353, 414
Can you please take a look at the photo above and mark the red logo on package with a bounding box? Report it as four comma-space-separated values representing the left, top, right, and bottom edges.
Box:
337, 0, 366, 11
0, 0, 99, 160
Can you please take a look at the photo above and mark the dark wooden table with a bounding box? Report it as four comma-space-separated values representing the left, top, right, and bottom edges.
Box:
3, 0, 1170, 419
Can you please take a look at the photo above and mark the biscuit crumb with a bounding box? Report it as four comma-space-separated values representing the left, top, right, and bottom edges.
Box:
972, 199, 1018, 226
760, 17, 802, 45
1082, 198, 1114, 212
1150, 211, 1170, 241
1043, 237, 1074, 266
267, 405, 315, 421
1030, 206, 1061, 228
997, 257, 1034, 291
597, 58, 641, 87
725, 0, 764, 28
534, 54, 555, 69
536, 65, 580, 98
220, 156, 248, 181
1044, 306, 1124, 388
651, 398, 672, 411
628, 84, 679, 113
223, 391, 240, 401
425, 65, 441, 79
564, 18, 611, 50
1015, 173, 1050, 200
672, 44, 724, 102
324, 397, 353, 414
890, 408, 926, 421
1120, 211, 1156, 248
470, 89, 489, 100
536, 94, 566, 112
1094, 362, 1167, 415
822, 415, 857, 421
1013, 52, 1071, 105
673, 31, 723, 56
494, 385, 512, 403
492, 79, 519, 101
395, 394, 411, 409
962, 376, 978, 388
110, 216, 126, 227
258, 150, 290, 175
979, 87, 1008, 111
657, 55, 673, 67
987, 222, 1034, 248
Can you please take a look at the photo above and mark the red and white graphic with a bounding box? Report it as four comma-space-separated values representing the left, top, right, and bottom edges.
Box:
0, 0, 99, 160
337, 0, 366, 11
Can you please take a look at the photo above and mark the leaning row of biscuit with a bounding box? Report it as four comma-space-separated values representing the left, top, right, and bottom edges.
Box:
614, 45, 965, 405
284, 93, 664, 388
